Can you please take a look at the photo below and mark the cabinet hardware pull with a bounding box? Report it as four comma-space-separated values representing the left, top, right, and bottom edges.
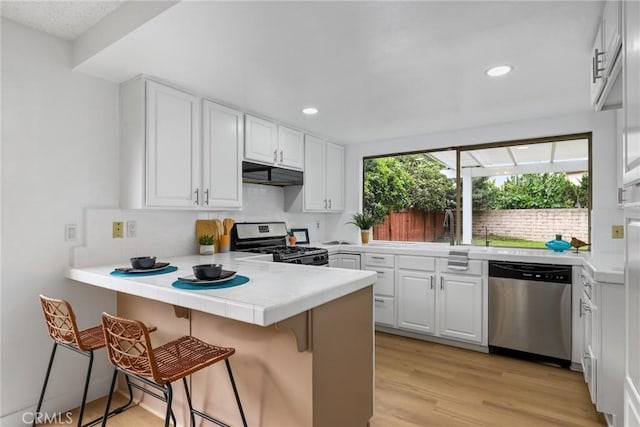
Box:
440, 276, 444, 290
579, 298, 584, 317
280, 150, 283, 163
430, 275, 434, 290
328, 199, 332, 209
324, 199, 327, 209
273, 149, 278, 162
194, 189, 199, 205
204, 189, 209, 205
371, 256, 384, 259
583, 352, 591, 360
374, 299, 384, 303
376, 271, 384, 275
592, 48, 605, 83
619, 187, 626, 204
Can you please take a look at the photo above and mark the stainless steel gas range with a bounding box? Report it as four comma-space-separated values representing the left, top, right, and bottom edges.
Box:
230, 222, 329, 266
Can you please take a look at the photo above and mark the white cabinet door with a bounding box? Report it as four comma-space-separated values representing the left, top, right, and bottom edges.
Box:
244, 114, 278, 165
374, 296, 395, 327
325, 142, 345, 211
146, 80, 199, 207
339, 254, 361, 270
603, 0, 622, 74
201, 100, 243, 209
623, 0, 640, 187
438, 274, 483, 344
591, 26, 606, 107
397, 270, 436, 334
278, 125, 304, 170
303, 135, 327, 211
328, 257, 339, 268
626, 214, 640, 396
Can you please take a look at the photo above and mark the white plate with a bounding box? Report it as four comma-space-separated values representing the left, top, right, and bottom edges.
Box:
178, 271, 237, 285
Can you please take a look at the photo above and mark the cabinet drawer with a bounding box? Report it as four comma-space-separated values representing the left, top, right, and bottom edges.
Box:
364, 253, 395, 268
397, 255, 435, 272
374, 296, 395, 326
437, 259, 483, 276
366, 267, 394, 296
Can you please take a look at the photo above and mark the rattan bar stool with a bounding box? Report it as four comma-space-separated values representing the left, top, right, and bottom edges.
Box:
35, 295, 151, 427
101, 312, 248, 427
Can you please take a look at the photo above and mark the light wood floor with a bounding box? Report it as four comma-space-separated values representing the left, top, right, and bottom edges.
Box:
41, 332, 605, 426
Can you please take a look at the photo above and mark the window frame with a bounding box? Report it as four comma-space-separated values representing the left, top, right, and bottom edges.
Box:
362, 132, 592, 248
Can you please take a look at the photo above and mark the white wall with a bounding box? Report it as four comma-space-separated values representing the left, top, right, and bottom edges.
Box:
1, 18, 120, 422
328, 109, 624, 256
0, 19, 329, 422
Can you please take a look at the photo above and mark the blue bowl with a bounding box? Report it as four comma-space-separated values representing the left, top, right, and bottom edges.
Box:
545, 239, 571, 253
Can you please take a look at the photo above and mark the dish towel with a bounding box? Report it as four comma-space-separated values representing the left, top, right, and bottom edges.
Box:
447, 250, 469, 271
172, 275, 250, 290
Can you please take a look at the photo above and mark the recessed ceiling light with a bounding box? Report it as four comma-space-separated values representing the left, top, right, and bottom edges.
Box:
486, 65, 512, 77
302, 107, 318, 115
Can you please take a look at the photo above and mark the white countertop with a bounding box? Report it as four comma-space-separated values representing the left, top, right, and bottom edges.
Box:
320, 241, 585, 265
321, 241, 625, 283
66, 253, 376, 327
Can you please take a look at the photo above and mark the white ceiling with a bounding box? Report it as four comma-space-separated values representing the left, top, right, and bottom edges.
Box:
0, 1, 123, 40
3, 1, 604, 144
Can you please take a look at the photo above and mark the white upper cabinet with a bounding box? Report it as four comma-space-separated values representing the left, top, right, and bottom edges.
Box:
302, 135, 345, 212
120, 77, 242, 210
591, 0, 623, 111
325, 142, 345, 211
145, 80, 200, 208
303, 135, 327, 211
201, 100, 243, 209
623, 0, 640, 189
278, 125, 305, 170
244, 114, 278, 165
244, 115, 304, 170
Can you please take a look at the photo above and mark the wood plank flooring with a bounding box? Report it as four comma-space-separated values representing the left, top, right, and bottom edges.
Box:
40, 332, 605, 426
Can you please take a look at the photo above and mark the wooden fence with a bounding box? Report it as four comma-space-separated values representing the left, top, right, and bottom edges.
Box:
373, 209, 448, 242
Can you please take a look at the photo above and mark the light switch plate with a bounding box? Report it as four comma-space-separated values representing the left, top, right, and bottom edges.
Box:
112, 221, 124, 238
612, 225, 624, 239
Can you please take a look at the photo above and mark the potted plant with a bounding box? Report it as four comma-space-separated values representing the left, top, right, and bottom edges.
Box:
287, 230, 297, 246
198, 235, 215, 255
347, 212, 381, 244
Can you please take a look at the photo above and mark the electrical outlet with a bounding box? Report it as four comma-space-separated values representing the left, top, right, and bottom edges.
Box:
65, 224, 77, 242
612, 225, 624, 239
126, 221, 137, 238
112, 221, 124, 238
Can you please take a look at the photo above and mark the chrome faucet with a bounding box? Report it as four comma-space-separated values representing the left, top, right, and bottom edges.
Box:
443, 209, 455, 245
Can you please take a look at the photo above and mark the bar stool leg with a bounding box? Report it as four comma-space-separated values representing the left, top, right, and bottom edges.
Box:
33, 343, 58, 427
75, 350, 95, 427
101, 370, 118, 427
225, 360, 248, 427
182, 377, 196, 427
163, 383, 174, 427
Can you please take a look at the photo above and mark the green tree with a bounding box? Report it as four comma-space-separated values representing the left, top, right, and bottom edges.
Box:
363, 157, 413, 220
399, 154, 455, 211
495, 173, 583, 209
472, 176, 499, 210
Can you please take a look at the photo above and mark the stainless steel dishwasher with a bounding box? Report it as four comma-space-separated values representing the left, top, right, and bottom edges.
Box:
489, 261, 572, 366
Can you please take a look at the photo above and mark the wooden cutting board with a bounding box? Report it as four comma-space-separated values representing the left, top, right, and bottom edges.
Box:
196, 220, 218, 242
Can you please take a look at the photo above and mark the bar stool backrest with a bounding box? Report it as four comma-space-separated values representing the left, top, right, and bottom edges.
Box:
101, 312, 161, 384
39, 295, 86, 351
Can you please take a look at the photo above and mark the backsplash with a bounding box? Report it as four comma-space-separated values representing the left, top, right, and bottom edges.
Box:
72, 184, 328, 267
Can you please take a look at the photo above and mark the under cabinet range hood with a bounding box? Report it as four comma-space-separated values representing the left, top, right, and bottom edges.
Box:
242, 161, 303, 186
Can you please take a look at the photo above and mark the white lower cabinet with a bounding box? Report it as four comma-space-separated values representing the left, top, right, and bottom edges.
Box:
396, 256, 485, 346
363, 253, 396, 326
438, 273, 483, 343
397, 270, 435, 334
581, 265, 625, 426
329, 253, 361, 270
